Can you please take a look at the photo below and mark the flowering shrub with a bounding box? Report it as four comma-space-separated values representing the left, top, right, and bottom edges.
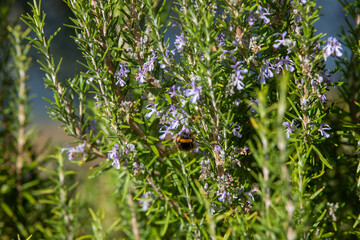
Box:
10, 0, 359, 238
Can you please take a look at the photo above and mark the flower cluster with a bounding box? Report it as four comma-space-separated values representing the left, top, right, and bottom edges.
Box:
323, 37, 343, 61
62, 143, 85, 161
107, 143, 137, 170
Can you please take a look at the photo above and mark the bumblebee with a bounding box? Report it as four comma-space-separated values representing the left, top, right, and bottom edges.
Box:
175, 128, 196, 151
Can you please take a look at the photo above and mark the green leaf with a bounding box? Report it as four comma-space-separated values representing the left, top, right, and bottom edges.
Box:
313, 145, 332, 169
165, 93, 172, 104
132, 117, 145, 124
310, 186, 325, 200
150, 144, 160, 156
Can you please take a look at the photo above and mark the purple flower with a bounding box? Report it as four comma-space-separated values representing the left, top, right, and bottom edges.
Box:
283, 120, 296, 139
246, 189, 258, 202
217, 190, 229, 203
139, 192, 152, 211
217, 32, 226, 46
258, 5, 270, 24
273, 32, 287, 49
185, 81, 202, 103
319, 94, 327, 103
136, 67, 146, 84
145, 104, 159, 118
107, 143, 119, 160
115, 64, 130, 87
108, 143, 120, 169
258, 60, 274, 84
144, 54, 157, 72
231, 123, 242, 138
168, 104, 177, 117
124, 144, 135, 155
169, 116, 180, 129
318, 123, 331, 138
175, 34, 186, 52
234, 98, 241, 107
62, 143, 85, 161
231, 61, 248, 90
276, 56, 295, 73
62, 145, 76, 161
167, 85, 176, 98
248, 11, 256, 26
214, 145, 222, 151
116, 78, 126, 87
323, 37, 342, 61
250, 97, 258, 113
159, 125, 170, 140
86, 77, 94, 84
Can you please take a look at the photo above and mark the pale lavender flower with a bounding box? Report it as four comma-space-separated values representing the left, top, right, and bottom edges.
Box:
283, 120, 296, 139
300, 96, 309, 110
318, 123, 331, 138
120, 64, 130, 77
175, 34, 186, 52
250, 97, 258, 113
136, 67, 146, 84
258, 5, 270, 24
217, 190, 229, 203
108, 143, 120, 169
167, 85, 176, 98
139, 192, 152, 211
217, 32, 226, 46
319, 94, 327, 103
248, 11, 256, 26
62, 145, 77, 161
185, 81, 202, 103
111, 159, 120, 169
231, 61, 248, 90
258, 60, 274, 84
159, 125, 170, 140
246, 189, 258, 202
281, 56, 295, 72
124, 144, 135, 155
116, 78, 126, 87
145, 104, 159, 118
273, 32, 287, 49
234, 98, 241, 107
323, 37, 342, 61
107, 143, 119, 160
144, 54, 157, 72
168, 104, 177, 117
115, 64, 130, 87
86, 77, 94, 84
62, 143, 85, 161
276, 56, 295, 73
169, 116, 180, 129
231, 123, 242, 138
214, 145, 222, 151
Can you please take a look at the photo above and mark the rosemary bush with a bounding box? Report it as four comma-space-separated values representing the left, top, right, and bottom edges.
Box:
0, 0, 356, 238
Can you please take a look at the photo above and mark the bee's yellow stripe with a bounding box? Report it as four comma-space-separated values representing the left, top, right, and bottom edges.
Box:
179, 139, 193, 143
